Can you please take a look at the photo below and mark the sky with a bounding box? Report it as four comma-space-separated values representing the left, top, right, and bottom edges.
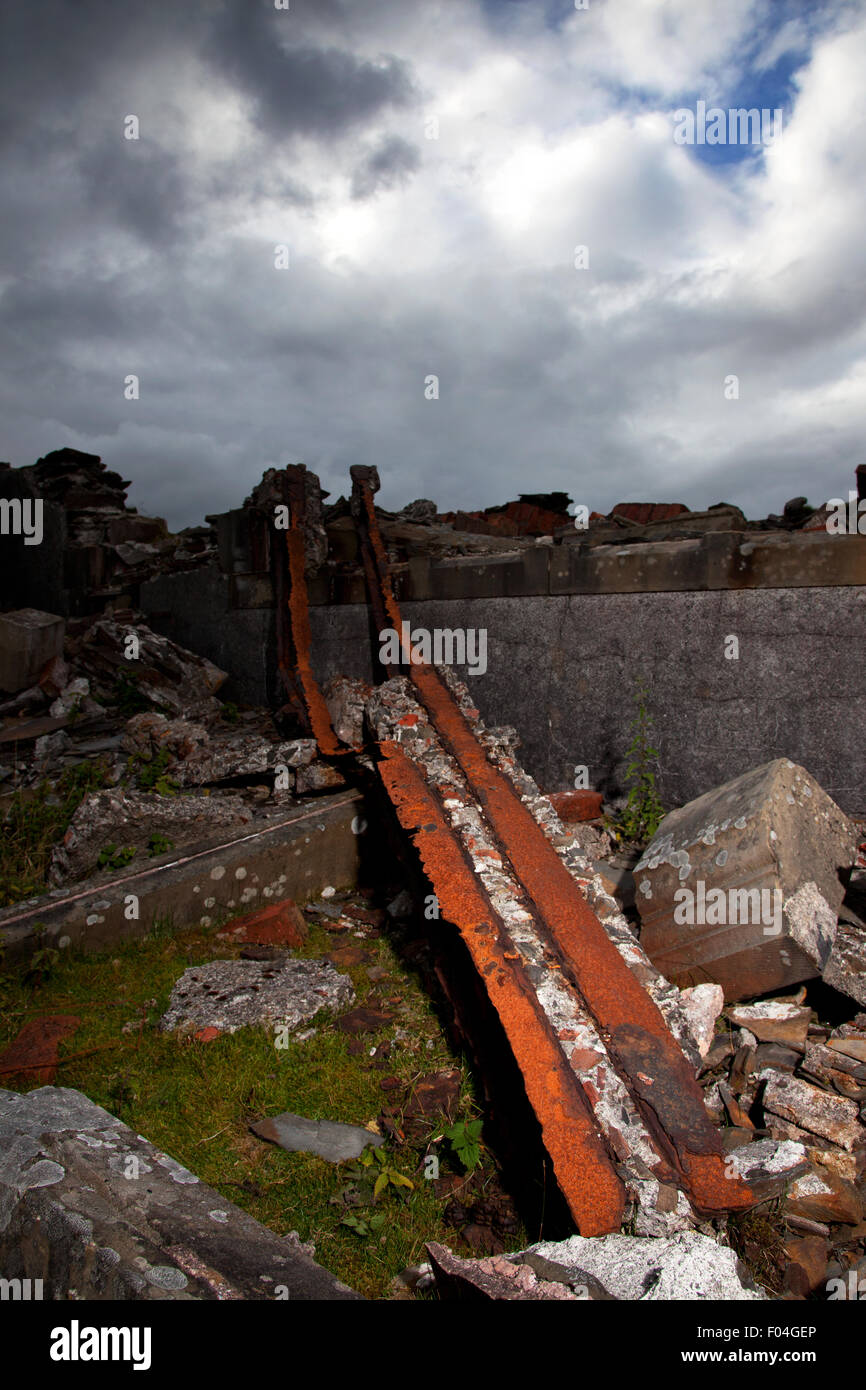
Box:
1, 0, 865, 531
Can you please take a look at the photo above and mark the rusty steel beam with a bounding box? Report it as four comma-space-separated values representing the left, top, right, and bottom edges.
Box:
350, 466, 754, 1219
379, 740, 626, 1235
274, 467, 341, 756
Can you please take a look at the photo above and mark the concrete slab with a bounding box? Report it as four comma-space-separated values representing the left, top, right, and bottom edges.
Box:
0, 790, 365, 967
0, 1086, 361, 1299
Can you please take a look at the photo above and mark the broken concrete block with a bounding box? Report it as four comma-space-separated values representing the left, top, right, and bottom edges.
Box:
757, 1069, 864, 1151
823, 921, 866, 1006
47, 789, 254, 884
250, 1112, 384, 1162
159, 957, 354, 1036
524, 1231, 765, 1300
0, 1086, 360, 1299
635, 759, 858, 1001
0, 609, 65, 694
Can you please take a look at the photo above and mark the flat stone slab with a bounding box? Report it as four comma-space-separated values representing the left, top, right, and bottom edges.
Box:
159, 958, 354, 1036
523, 1231, 766, 1301
250, 1112, 384, 1162
635, 759, 858, 1001
756, 1068, 864, 1151
0, 1086, 361, 1300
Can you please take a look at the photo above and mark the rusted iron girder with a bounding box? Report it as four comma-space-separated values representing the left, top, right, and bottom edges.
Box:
273, 467, 341, 756
350, 466, 754, 1218
379, 740, 626, 1234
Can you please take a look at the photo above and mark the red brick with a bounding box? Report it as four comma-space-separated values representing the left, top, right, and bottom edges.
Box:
547, 790, 604, 823
220, 898, 308, 948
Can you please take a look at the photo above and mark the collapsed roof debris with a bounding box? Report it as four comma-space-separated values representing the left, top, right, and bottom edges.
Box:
1, 451, 865, 1302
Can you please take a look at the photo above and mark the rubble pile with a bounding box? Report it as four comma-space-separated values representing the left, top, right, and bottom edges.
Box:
1, 447, 217, 614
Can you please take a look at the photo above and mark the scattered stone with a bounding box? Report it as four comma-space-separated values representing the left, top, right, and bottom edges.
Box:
728, 1000, 812, 1051
77, 617, 227, 719
785, 1167, 863, 1226
823, 921, 866, 1006
752, 1042, 801, 1073
782, 1235, 829, 1297
159, 958, 354, 1036
725, 1138, 809, 1200
757, 1069, 864, 1151
426, 1244, 580, 1301
635, 759, 858, 1000
250, 1112, 384, 1163
0, 1016, 80, 1084
679, 984, 725, 1058
827, 1035, 866, 1065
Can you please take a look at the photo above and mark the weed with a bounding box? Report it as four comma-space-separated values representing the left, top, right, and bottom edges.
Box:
615, 679, 665, 846
220, 701, 240, 724
98, 843, 138, 871
444, 1118, 484, 1172
23, 923, 60, 987
111, 673, 163, 717
130, 747, 178, 796
340, 1211, 386, 1238
147, 833, 174, 857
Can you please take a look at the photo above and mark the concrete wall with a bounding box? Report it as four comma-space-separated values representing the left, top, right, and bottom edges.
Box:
309, 589, 866, 815
141, 565, 866, 816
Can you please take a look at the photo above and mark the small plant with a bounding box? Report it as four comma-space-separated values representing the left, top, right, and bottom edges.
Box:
220, 700, 240, 724
98, 843, 138, 871
357, 1143, 414, 1200
147, 833, 174, 857
24, 924, 61, 987
132, 747, 178, 796
111, 672, 154, 717
444, 1118, 484, 1173
340, 1211, 386, 1239
615, 679, 665, 846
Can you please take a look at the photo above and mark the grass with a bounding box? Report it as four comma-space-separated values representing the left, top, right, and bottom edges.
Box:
0, 908, 523, 1299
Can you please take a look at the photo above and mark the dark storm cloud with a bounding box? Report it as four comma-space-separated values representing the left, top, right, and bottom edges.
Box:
351, 135, 421, 199
76, 136, 191, 249
204, 0, 416, 139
